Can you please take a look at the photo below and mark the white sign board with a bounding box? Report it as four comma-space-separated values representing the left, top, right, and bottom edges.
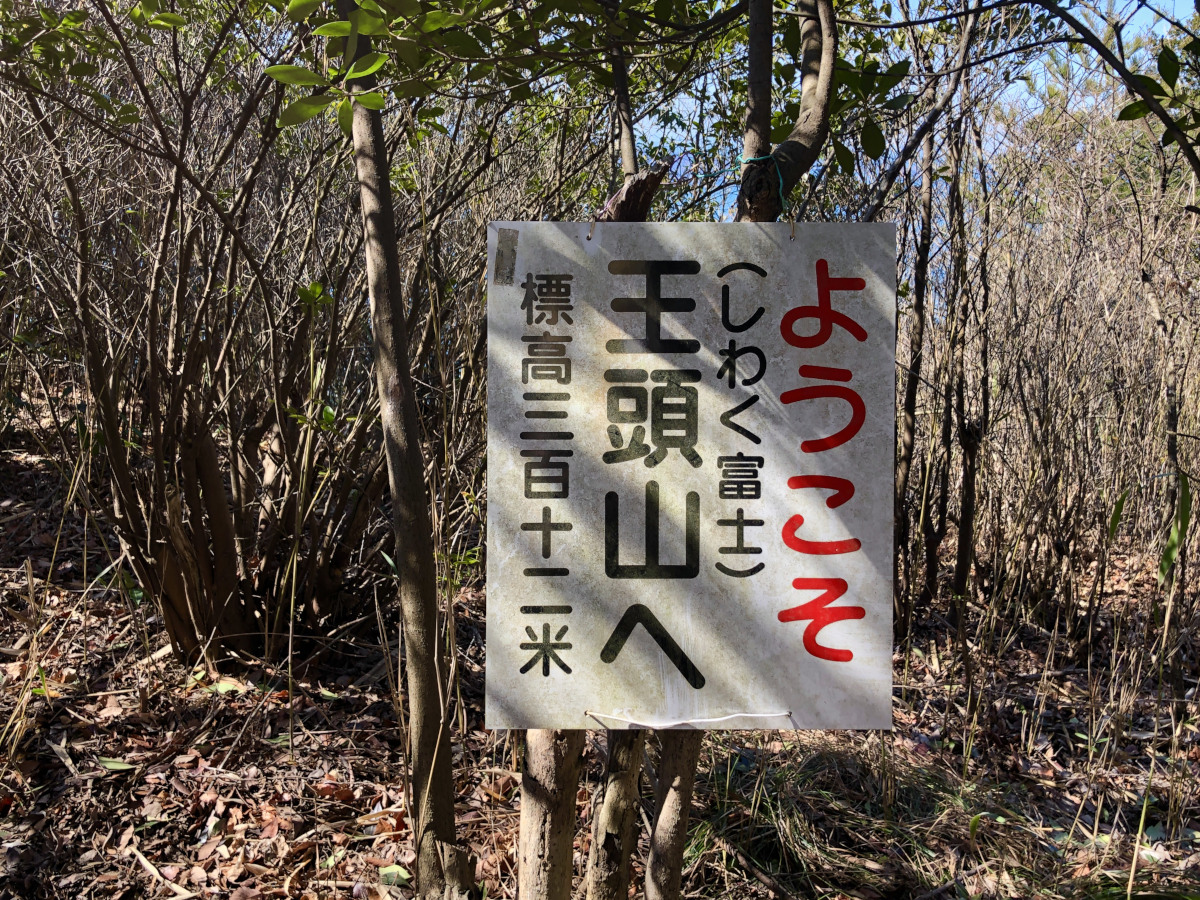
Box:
485, 223, 895, 731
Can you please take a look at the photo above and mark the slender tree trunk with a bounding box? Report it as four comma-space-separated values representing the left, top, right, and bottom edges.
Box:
895, 131, 934, 638
740, 0, 773, 169
736, 0, 836, 222
923, 114, 967, 609
921, 426, 951, 605
611, 43, 638, 185
950, 119, 979, 603
585, 730, 646, 900
339, 3, 472, 894
579, 55, 661, 900
1143, 272, 1180, 527
645, 731, 703, 900
520, 730, 586, 900
951, 434, 979, 598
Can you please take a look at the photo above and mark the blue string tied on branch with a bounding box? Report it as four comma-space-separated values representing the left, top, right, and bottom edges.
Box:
681, 151, 793, 227
738, 152, 788, 214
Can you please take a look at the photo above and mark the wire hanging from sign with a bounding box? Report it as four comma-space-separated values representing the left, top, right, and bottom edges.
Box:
585, 710, 792, 729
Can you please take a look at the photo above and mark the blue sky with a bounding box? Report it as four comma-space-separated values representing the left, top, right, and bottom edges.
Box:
1123, 0, 1195, 34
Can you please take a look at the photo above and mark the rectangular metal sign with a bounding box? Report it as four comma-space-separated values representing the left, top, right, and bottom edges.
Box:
485, 222, 895, 730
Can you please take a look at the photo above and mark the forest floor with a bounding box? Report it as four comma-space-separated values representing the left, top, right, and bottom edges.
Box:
1, 441, 1198, 900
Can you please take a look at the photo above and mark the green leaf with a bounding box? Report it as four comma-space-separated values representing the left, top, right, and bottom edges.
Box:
440, 30, 485, 57
344, 18, 360, 68
883, 92, 914, 111
298, 282, 322, 304
1118, 100, 1150, 121
1134, 73, 1168, 98
1158, 46, 1179, 90
265, 64, 328, 86
782, 15, 801, 58
1108, 488, 1130, 542
1158, 473, 1191, 586
379, 864, 411, 886
833, 139, 854, 173
348, 8, 386, 34
287, 0, 323, 20
337, 96, 353, 137
837, 66, 861, 95
277, 93, 334, 126
207, 677, 247, 694
61, 10, 88, 27
391, 79, 427, 98
354, 91, 385, 109
313, 20, 351, 36
770, 112, 792, 143
393, 37, 421, 71
860, 117, 886, 160
149, 12, 187, 28
99, 757, 135, 771
68, 62, 98, 77
345, 50, 386, 81
421, 10, 463, 30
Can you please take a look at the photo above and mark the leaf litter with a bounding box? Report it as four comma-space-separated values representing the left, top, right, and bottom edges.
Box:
0, 447, 1197, 899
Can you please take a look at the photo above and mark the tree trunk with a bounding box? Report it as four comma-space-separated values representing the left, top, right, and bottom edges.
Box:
740, 0, 773, 168
339, 3, 472, 894
895, 130, 935, 639
645, 731, 703, 900
519, 729, 586, 900
946, 112, 974, 615
585, 729, 646, 900
950, 114, 980, 603
922, 114, 967, 609
736, 0, 836, 222
951, 433, 979, 598
1143, 271, 1180, 530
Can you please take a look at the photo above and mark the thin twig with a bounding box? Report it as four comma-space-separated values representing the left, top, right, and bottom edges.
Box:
913, 862, 993, 900
713, 836, 799, 900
